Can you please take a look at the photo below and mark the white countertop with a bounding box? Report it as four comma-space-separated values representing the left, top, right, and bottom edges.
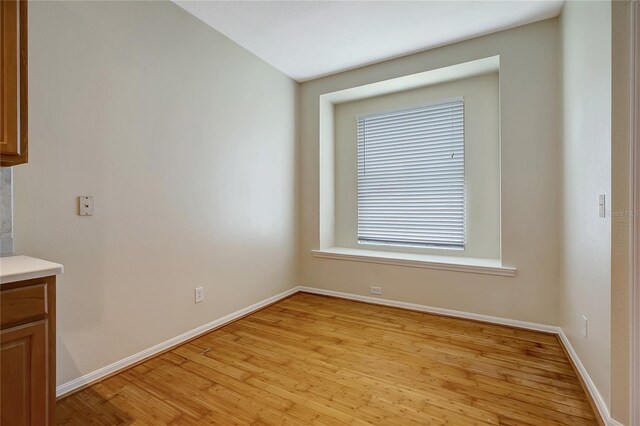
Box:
0, 255, 64, 284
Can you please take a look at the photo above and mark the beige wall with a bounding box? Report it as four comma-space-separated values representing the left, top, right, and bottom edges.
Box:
14, 1, 298, 386
300, 19, 560, 324
559, 0, 612, 411
334, 72, 501, 260
13, 1, 628, 414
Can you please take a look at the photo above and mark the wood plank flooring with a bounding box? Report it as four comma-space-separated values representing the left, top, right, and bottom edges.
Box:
56, 293, 598, 425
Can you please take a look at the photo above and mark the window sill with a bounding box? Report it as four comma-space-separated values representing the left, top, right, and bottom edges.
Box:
311, 247, 516, 277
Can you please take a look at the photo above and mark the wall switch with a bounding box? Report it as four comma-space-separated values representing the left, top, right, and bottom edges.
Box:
582, 315, 588, 338
598, 194, 606, 218
370, 286, 383, 295
194, 287, 204, 303
79, 196, 94, 216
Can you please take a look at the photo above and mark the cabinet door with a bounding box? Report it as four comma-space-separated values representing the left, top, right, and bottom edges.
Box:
0, 0, 27, 166
1, 321, 48, 426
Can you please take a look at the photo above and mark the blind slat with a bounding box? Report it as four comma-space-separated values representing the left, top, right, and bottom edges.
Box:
358, 99, 465, 249
359, 119, 463, 136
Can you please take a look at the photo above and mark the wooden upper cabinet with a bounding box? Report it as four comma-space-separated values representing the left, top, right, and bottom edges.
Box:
0, 0, 27, 167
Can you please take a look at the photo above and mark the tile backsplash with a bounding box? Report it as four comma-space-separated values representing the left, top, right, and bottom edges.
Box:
0, 167, 13, 254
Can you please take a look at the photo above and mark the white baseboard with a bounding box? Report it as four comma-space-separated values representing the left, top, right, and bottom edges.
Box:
55, 286, 299, 398
56, 284, 622, 426
297, 286, 558, 333
557, 329, 624, 426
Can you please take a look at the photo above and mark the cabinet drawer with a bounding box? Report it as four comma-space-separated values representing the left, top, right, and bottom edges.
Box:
1, 283, 47, 327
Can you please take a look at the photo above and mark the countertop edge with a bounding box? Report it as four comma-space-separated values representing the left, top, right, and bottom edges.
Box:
0, 255, 64, 284
0, 266, 64, 284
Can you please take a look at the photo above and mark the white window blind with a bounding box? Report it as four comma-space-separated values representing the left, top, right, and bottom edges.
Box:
357, 98, 465, 249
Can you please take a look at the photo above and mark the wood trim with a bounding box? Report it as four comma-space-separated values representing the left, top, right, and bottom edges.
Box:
18, 0, 27, 164
47, 277, 56, 426
1, 0, 18, 154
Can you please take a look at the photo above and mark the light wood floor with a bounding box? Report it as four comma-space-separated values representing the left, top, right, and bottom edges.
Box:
57, 293, 599, 425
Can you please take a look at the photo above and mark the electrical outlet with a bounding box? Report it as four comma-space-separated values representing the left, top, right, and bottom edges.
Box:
370, 286, 383, 295
582, 315, 588, 338
194, 287, 204, 303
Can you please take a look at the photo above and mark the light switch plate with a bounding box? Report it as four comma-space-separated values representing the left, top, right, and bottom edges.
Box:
598, 194, 606, 218
194, 287, 204, 303
79, 196, 94, 216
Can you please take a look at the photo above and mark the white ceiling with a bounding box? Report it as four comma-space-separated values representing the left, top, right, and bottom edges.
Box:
174, 1, 563, 82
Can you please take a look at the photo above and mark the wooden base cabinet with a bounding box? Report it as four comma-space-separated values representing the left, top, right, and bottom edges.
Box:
1, 276, 56, 425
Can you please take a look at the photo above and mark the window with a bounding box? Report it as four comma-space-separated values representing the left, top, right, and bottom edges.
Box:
357, 98, 465, 249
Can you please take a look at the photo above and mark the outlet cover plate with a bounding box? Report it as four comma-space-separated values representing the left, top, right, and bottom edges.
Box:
79, 196, 94, 216
195, 287, 204, 303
